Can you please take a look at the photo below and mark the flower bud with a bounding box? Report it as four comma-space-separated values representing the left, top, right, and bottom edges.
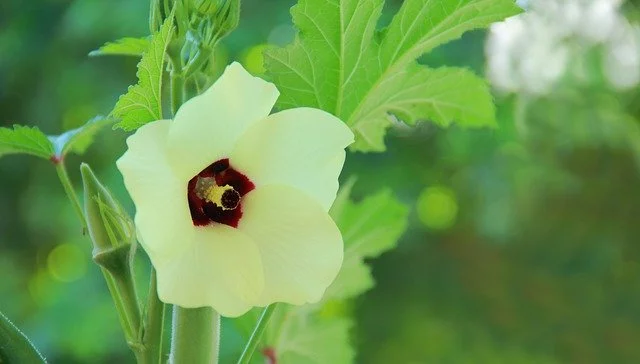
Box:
191, 0, 217, 16
186, 0, 240, 44
80, 163, 141, 347
80, 163, 135, 270
212, 0, 240, 41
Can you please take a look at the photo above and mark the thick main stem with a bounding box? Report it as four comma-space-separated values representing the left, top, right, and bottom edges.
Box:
170, 306, 220, 364
143, 270, 166, 364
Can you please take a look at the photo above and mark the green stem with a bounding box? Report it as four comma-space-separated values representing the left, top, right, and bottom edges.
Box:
101, 264, 144, 361
55, 161, 85, 227
170, 306, 219, 364
170, 72, 185, 117
237, 304, 278, 364
114, 269, 143, 349
149, 0, 161, 33
182, 47, 212, 78
98, 266, 145, 362
143, 270, 167, 364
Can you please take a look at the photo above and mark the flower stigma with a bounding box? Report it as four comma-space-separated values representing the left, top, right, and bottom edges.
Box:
195, 178, 240, 210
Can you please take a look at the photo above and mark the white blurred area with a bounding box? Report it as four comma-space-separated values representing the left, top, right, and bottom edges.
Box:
486, 0, 640, 94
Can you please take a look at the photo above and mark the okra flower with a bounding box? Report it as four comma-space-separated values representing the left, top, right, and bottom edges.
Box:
117, 63, 353, 317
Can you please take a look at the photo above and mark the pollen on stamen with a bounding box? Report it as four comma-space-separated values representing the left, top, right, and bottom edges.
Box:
195, 177, 216, 199
200, 181, 239, 211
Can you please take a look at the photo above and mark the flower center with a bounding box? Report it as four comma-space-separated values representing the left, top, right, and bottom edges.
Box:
187, 158, 254, 228
195, 178, 241, 210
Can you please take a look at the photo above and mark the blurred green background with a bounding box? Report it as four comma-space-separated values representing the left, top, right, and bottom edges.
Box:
2, 0, 640, 363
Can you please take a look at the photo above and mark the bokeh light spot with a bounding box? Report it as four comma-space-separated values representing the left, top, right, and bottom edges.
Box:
241, 44, 268, 74
417, 185, 458, 230
267, 24, 295, 45
318, 300, 350, 319
62, 104, 96, 130
47, 243, 87, 283
28, 269, 57, 306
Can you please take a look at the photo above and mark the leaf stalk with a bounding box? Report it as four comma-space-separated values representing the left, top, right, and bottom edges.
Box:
237, 304, 278, 364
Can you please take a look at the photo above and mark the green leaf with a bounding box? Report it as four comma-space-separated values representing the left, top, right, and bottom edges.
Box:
266, 310, 354, 364
0, 117, 112, 162
0, 125, 54, 160
265, 0, 521, 151
351, 65, 497, 149
49, 116, 113, 158
326, 260, 375, 301
112, 17, 174, 131
378, 0, 521, 69
326, 189, 409, 300
378, 66, 496, 128
89, 37, 151, 57
0, 311, 46, 363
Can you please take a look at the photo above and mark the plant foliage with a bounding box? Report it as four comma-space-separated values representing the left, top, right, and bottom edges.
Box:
265, 0, 521, 151
112, 17, 174, 131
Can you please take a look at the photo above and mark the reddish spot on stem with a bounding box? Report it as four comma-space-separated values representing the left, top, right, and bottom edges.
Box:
263, 347, 277, 364
50, 155, 62, 165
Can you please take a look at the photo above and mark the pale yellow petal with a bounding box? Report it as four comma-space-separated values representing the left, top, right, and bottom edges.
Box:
230, 108, 353, 211
239, 185, 343, 306
155, 224, 264, 317
167, 62, 280, 180
116, 119, 190, 259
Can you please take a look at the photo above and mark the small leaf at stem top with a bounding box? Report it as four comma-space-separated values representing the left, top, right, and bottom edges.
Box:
112, 15, 175, 131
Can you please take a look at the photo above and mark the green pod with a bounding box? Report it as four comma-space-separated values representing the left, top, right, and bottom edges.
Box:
80, 163, 137, 282
80, 163, 142, 356
80, 163, 133, 258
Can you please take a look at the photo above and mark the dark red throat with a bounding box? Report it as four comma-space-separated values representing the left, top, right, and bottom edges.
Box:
187, 158, 254, 228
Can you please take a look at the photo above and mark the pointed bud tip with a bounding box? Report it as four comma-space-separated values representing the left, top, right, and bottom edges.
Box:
80, 163, 101, 203
80, 162, 92, 177
80, 163, 96, 186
